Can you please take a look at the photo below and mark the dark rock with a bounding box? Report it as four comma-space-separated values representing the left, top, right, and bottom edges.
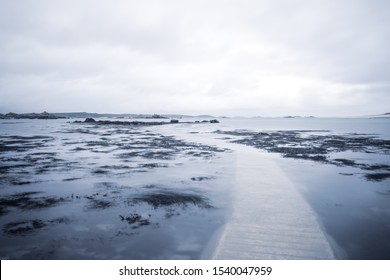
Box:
334, 158, 356, 166
73, 118, 221, 126
191, 176, 214, 181
151, 114, 167, 119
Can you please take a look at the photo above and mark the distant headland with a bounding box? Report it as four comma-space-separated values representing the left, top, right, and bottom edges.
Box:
0, 111, 217, 120
0, 111, 220, 125
0, 111, 65, 119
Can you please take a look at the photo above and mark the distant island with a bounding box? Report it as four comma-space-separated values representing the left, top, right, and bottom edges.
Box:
0, 111, 65, 119
0, 112, 171, 119
0, 111, 218, 120
0, 111, 224, 120
0, 111, 221, 125
55, 112, 171, 119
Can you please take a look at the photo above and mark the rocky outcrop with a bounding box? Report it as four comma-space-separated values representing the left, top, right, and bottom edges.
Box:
74, 119, 166, 126
74, 118, 220, 126
84, 118, 96, 123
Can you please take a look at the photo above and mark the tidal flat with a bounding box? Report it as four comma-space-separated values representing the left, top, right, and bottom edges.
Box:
0, 119, 232, 259
0, 117, 389, 259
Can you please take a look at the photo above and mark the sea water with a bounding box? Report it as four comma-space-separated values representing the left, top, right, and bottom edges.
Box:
0, 117, 389, 259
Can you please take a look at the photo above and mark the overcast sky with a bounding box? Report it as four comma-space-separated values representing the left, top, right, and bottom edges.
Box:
0, 0, 389, 116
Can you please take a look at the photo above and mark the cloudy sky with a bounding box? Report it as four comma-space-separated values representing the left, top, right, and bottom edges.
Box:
0, 0, 389, 116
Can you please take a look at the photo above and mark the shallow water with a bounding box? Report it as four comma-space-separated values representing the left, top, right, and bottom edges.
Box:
212, 118, 390, 259
0, 119, 233, 259
0, 117, 389, 259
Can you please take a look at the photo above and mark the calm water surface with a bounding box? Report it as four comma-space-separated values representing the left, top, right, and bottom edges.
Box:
0, 117, 389, 259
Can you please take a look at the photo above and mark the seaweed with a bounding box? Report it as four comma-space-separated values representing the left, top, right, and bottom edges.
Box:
0, 135, 54, 152
84, 193, 116, 210
0, 192, 67, 215
120, 213, 150, 226
3, 217, 70, 236
216, 129, 390, 176
130, 191, 213, 209
365, 173, 390, 182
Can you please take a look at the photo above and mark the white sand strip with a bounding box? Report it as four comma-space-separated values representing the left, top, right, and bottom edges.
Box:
213, 146, 335, 260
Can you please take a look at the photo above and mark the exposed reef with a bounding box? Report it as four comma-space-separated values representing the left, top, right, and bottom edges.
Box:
216, 129, 390, 181
73, 118, 219, 126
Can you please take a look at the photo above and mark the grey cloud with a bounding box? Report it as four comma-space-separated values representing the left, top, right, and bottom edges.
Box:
248, 0, 390, 83
0, 0, 389, 116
